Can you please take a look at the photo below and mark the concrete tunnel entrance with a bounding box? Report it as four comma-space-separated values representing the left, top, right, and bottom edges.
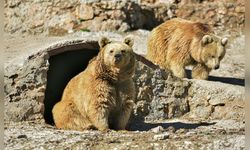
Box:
44, 44, 99, 125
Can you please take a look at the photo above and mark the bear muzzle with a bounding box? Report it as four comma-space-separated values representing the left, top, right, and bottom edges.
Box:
114, 54, 122, 63
214, 64, 220, 70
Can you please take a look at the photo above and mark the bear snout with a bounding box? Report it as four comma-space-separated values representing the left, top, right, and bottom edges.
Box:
114, 53, 122, 62
214, 64, 220, 70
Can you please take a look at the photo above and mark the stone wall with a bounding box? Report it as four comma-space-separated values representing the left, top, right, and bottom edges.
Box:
4, 0, 244, 35
175, 0, 245, 30
4, 52, 49, 121
132, 61, 244, 123
4, 0, 175, 35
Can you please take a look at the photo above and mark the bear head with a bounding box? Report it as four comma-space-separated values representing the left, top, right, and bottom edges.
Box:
200, 34, 228, 70
98, 36, 135, 70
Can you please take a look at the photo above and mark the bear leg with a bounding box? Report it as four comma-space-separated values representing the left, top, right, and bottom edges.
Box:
192, 64, 211, 80
170, 63, 186, 78
52, 101, 93, 131
88, 105, 110, 131
113, 100, 134, 130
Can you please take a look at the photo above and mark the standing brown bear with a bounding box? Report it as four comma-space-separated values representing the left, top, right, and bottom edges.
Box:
147, 18, 228, 80
52, 36, 136, 131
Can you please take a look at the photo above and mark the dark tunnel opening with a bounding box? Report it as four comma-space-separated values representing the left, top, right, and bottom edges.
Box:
44, 49, 99, 125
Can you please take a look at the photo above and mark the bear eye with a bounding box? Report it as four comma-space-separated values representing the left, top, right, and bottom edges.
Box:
110, 50, 114, 53
211, 56, 215, 58
121, 50, 126, 53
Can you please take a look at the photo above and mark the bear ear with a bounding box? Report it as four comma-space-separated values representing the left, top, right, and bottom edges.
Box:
202, 35, 213, 45
99, 37, 111, 48
221, 38, 228, 46
124, 36, 134, 47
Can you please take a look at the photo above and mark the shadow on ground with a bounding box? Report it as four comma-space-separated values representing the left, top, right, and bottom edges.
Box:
128, 121, 216, 131
207, 76, 244, 86
186, 70, 244, 86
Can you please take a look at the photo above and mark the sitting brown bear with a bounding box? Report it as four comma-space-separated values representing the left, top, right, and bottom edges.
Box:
52, 36, 136, 131
147, 18, 228, 80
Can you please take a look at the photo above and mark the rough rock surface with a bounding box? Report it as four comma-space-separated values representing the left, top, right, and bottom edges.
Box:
4, 51, 48, 121
4, 0, 244, 35
176, 0, 245, 29
132, 61, 244, 123
4, 120, 245, 149
4, 0, 175, 35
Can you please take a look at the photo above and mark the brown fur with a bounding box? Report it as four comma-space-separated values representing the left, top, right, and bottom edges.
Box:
52, 37, 136, 131
147, 18, 228, 79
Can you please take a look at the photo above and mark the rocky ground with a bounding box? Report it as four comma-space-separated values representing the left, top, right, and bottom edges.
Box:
4, 28, 245, 149
4, 119, 245, 150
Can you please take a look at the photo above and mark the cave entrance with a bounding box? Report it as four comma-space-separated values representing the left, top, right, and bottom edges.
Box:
44, 43, 99, 125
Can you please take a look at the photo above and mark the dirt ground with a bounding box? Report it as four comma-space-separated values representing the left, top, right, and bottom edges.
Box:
4, 119, 245, 150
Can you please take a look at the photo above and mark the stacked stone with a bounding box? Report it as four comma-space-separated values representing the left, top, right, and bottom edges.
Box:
4, 0, 176, 35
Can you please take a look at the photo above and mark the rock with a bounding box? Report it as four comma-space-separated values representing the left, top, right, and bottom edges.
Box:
17, 134, 27, 139
140, 0, 158, 4
235, 6, 245, 13
166, 126, 176, 133
175, 0, 244, 31
185, 131, 196, 137
185, 79, 244, 121
1, 0, 173, 35
4, 0, 244, 35
4, 51, 48, 121
133, 63, 192, 121
30, 20, 44, 29
153, 132, 170, 140
75, 4, 94, 20
215, 120, 245, 131
208, 97, 226, 106
151, 126, 164, 133
187, 105, 213, 120
7, 0, 21, 7
48, 27, 68, 36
